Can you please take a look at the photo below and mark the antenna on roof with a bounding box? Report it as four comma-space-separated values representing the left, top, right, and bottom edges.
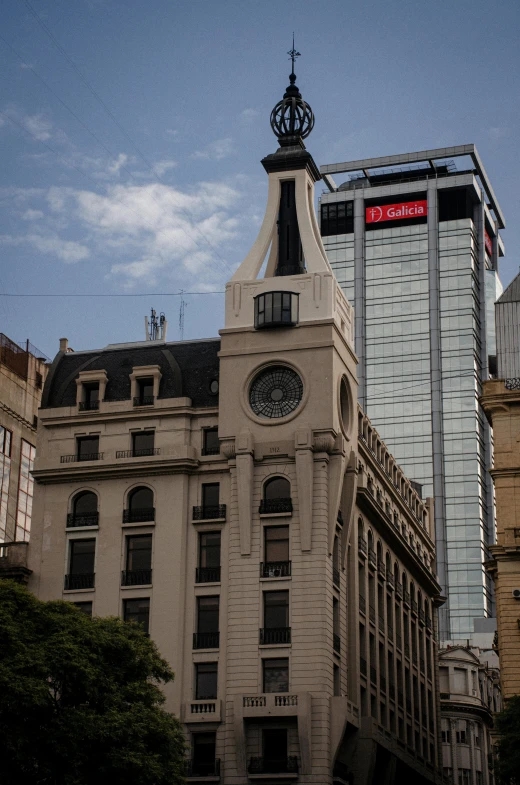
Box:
145, 308, 167, 341
179, 291, 187, 341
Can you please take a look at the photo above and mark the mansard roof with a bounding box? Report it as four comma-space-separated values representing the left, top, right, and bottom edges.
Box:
42, 338, 220, 409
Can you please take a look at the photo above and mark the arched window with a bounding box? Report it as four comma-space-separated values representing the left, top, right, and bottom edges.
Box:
358, 518, 367, 557
68, 491, 98, 527
260, 477, 292, 514
124, 486, 155, 523
385, 552, 392, 579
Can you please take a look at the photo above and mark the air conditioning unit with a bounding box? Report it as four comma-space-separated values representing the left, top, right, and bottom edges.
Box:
512, 589, 520, 599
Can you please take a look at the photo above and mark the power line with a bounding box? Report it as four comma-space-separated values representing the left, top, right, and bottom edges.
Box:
22, 0, 233, 276
0, 291, 225, 297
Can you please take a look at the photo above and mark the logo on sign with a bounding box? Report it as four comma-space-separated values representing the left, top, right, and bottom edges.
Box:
484, 230, 493, 257
366, 199, 428, 224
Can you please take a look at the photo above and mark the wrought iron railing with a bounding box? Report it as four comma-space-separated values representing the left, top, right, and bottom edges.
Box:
259, 627, 291, 645
378, 615, 385, 633
370, 666, 377, 685
192, 505, 226, 520
403, 590, 411, 607
359, 595, 366, 614
247, 756, 298, 775
66, 512, 99, 528
395, 581, 403, 600
196, 566, 221, 583
61, 453, 104, 463
396, 633, 402, 650
333, 567, 340, 587
64, 573, 95, 590
411, 599, 418, 615
78, 400, 99, 411
133, 396, 154, 406
377, 563, 386, 580
419, 609, 426, 625
121, 569, 152, 586
116, 448, 160, 458
193, 631, 219, 649
387, 573, 395, 590
333, 633, 341, 654
360, 656, 367, 677
260, 561, 291, 578
368, 548, 377, 569
122, 508, 155, 523
259, 498, 293, 514
358, 536, 367, 557
369, 604, 376, 623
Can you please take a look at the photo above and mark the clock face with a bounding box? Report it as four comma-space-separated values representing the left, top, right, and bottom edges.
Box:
249, 366, 303, 419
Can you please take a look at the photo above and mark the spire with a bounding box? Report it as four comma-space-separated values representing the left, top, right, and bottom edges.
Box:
270, 37, 315, 148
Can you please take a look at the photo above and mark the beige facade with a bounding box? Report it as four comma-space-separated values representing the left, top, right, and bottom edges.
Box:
481, 377, 520, 700
439, 647, 500, 785
0, 333, 48, 543
28, 77, 447, 784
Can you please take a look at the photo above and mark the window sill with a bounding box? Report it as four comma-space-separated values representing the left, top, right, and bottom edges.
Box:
63, 587, 94, 594
259, 511, 292, 519
191, 647, 220, 653
259, 576, 291, 582
258, 643, 292, 649
66, 525, 99, 533
121, 584, 152, 590
194, 581, 221, 587
191, 517, 226, 525
122, 521, 155, 528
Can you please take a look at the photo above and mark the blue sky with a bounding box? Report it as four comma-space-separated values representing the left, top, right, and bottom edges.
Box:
1, 0, 519, 358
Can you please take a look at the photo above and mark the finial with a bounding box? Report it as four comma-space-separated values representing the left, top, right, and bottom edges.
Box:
288, 33, 300, 84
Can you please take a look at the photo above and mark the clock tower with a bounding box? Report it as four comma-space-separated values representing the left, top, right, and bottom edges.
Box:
218, 54, 359, 779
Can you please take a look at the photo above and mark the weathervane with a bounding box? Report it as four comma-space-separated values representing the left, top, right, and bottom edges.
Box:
287, 33, 300, 82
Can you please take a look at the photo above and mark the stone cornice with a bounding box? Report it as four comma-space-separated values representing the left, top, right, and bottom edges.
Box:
32, 452, 200, 484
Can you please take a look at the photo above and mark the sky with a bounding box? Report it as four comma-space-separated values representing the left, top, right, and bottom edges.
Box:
1, 0, 519, 359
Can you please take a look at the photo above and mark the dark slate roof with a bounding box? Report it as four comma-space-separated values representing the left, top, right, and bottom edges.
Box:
497, 270, 520, 304
42, 338, 221, 409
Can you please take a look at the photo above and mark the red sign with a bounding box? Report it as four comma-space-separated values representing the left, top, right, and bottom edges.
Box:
485, 230, 493, 257
366, 199, 428, 224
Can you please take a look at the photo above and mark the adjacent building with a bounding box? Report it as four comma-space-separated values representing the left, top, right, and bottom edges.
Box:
318, 147, 505, 642
0, 333, 48, 543
481, 271, 520, 700
28, 70, 447, 784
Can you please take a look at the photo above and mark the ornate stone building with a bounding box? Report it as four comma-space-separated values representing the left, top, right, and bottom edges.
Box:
28, 66, 446, 784
481, 271, 520, 701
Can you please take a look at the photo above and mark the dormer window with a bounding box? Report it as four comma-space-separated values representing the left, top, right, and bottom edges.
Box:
134, 378, 154, 407
130, 365, 161, 408
254, 292, 298, 329
76, 370, 107, 411
80, 383, 99, 411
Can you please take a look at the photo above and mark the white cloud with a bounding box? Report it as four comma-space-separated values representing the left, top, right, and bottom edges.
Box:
153, 159, 177, 177
22, 209, 44, 221
192, 138, 234, 161
488, 127, 507, 140
107, 153, 129, 176
22, 112, 53, 141
0, 232, 90, 263
239, 108, 260, 124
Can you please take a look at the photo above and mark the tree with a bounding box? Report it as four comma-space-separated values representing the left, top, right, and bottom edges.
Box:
0, 579, 186, 785
495, 695, 520, 785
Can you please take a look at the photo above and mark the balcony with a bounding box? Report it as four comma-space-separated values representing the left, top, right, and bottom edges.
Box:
78, 400, 99, 411
419, 609, 426, 625
133, 396, 154, 407
378, 615, 385, 633
64, 573, 95, 590
121, 569, 152, 586
377, 563, 386, 580
116, 448, 160, 458
123, 507, 155, 523
248, 756, 299, 778
368, 548, 377, 569
369, 604, 376, 624
183, 699, 222, 723
192, 505, 226, 521
61, 453, 103, 463
186, 759, 220, 781
359, 595, 366, 615
259, 627, 291, 645
411, 599, 418, 616
196, 567, 221, 583
370, 666, 377, 685
395, 582, 403, 600
403, 590, 411, 608
193, 631, 219, 650
333, 567, 340, 587
333, 634, 341, 654
386, 573, 395, 591
261, 561, 291, 578
66, 512, 99, 528
358, 536, 367, 558
360, 657, 367, 677
259, 498, 293, 515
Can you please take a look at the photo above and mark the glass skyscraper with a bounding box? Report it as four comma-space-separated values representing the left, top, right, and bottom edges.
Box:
319, 145, 504, 641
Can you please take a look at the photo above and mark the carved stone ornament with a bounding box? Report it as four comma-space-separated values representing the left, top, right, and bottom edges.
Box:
220, 440, 236, 459
312, 431, 336, 454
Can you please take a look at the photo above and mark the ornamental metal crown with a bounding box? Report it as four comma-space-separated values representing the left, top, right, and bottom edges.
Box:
270, 39, 314, 147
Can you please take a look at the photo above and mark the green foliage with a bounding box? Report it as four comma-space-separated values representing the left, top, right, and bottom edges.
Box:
0, 580, 186, 785
495, 695, 520, 785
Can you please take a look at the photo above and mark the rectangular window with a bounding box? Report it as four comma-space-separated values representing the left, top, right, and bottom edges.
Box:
15, 439, 35, 542
195, 662, 218, 700
264, 590, 289, 629
123, 598, 150, 634
82, 383, 99, 410
132, 431, 155, 456
202, 483, 220, 509
76, 435, 100, 461
202, 428, 219, 456
124, 534, 152, 585
137, 378, 154, 405
264, 526, 289, 563
191, 732, 216, 777
263, 658, 289, 693
74, 601, 93, 616
197, 596, 219, 633
197, 532, 221, 582
65, 538, 96, 589
321, 201, 354, 237
0, 426, 12, 541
